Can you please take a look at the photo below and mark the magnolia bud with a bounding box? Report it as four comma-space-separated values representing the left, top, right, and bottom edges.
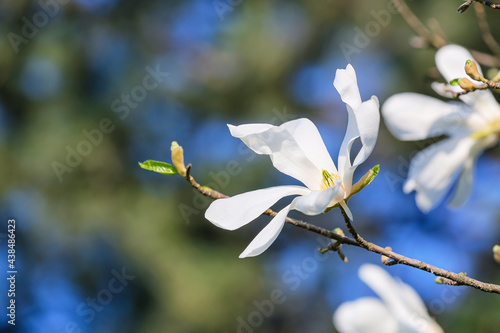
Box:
349, 165, 380, 198
464, 60, 484, 81
381, 246, 392, 265
171, 141, 187, 177
493, 245, 500, 264
450, 78, 475, 91
435, 277, 450, 285
333, 228, 345, 237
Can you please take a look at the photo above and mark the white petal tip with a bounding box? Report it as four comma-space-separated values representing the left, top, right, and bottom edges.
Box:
340, 201, 353, 221
370, 95, 380, 107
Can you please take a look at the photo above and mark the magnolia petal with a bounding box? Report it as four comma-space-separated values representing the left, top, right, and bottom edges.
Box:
333, 297, 398, 333
431, 82, 456, 99
292, 181, 343, 215
205, 186, 309, 231
448, 135, 496, 207
351, 96, 380, 166
226, 123, 274, 137
337, 107, 358, 177
239, 204, 292, 258
435, 44, 484, 87
339, 200, 353, 221
280, 118, 337, 174
359, 264, 441, 333
229, 119, 334, 190
338, 96, 380, 191
359, 265, 427, 320
334, 64, 362, 110
403, 136, 476, 213
335, 64, 362, 177
382, 93, 471, 141
335, 68, 380, 193
435, 44, 500, 117
447, 153, 475, 208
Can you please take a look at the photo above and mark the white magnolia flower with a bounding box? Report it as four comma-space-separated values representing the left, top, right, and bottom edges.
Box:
382, 44, 500, 212
333, 264, 443, 333
205, 64, 380, 258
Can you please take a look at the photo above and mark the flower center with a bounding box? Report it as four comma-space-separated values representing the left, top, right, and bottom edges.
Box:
320, 170, 345, 192
471, 119, 500, 139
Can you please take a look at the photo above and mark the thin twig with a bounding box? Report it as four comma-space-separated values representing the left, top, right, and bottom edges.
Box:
394, 0, 500, 66
451, 81, 500, 98
392, 0, 446, 48
458, 0, 500, 13
186, 169, 500, 294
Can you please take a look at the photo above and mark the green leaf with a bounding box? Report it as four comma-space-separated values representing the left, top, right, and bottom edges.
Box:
450, 78, 460, 86
138, 160, 178, 175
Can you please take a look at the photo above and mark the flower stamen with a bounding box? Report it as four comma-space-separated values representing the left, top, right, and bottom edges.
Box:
321, 170, 345, 192
470, 119, 500, 139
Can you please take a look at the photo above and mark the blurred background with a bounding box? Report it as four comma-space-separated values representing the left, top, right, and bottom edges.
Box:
1, 0, 500, 332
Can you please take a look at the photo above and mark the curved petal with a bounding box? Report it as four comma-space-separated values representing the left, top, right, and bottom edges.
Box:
334, 64, 380, 193
431, 82, 455, 99
333, 297, 398, 333
382, 93, 471, 141
334, 64, 362, 177
435, 44, 500, 118
447, 155, 475, 208
359, 264, 441, 333
339, 201, 353, 221
226, 123, 274, 136
292, 181, 343, 215
359, 265, 427, 320
351, 96, 380, 167
239, 204, 292, 258
334, 64, 362, 110
448, 135, 496, 207
337, 108, 358, 177
280, 118, 337, 173
229, 119, 334, 190
403, 136, 476, 213
205, 186, 309, 230
435, 44, 484, 87
339, 97, 380, 195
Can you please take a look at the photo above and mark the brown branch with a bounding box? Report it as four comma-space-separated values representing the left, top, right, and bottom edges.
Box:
392, 0, 446, 49
458, 0, 500, 13
185, 169, 500, 294
474, 3, 500, 57
393, 0, 500, 66
451, 80, 500, 98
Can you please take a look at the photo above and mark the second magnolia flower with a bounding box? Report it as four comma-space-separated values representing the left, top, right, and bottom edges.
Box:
205, 64, 380, 258
382, 44, 500, 212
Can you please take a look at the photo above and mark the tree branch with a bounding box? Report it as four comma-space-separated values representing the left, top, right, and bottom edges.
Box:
185, 168, 500, 294
473, 2, 500, 57
392, 0, 446, 49
458, 0, 500, 13
393, 0, 500, 66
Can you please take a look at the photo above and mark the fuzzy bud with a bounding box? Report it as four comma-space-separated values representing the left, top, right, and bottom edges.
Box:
450, 78, 475, 91
493, 245, 500, 264
464, 60, 484, 82
333, 228, 345, 237
381, 246, 392, 265
171, 141, 187, 177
